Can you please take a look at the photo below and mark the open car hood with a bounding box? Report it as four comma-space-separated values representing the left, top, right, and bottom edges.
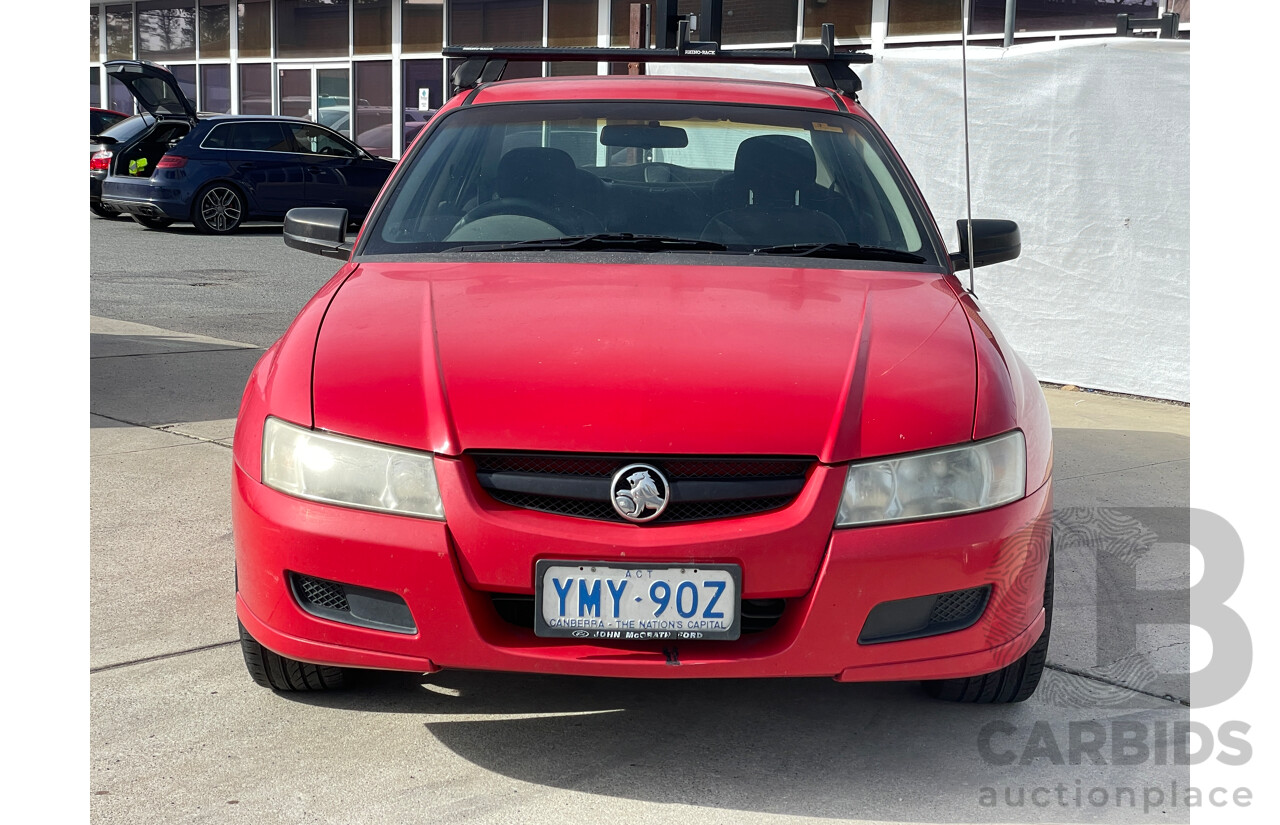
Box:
104, 60, 198, 122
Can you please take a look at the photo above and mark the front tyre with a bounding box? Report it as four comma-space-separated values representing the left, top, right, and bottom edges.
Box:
239, 621, 347, 691
922, 541, 1054, 704
193, 183, 245, 234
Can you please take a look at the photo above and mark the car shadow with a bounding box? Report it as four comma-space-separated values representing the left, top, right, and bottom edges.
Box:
277, 668, 1186, 822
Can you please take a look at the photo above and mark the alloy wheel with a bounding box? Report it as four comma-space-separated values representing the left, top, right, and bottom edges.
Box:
200, 186, 243, 233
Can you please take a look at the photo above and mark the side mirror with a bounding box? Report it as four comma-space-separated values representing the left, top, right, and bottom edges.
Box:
950, 219, 1020, 269
283, 208, 352, 260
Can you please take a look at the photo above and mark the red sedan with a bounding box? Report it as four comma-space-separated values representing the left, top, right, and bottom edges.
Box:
233, 41, 1053, 703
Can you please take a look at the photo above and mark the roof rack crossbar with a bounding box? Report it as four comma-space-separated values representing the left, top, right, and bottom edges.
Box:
443, 22, 870, 98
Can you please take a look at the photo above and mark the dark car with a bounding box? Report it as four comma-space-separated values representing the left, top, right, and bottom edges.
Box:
99, 61, 395, 234
91, 107, 129, 135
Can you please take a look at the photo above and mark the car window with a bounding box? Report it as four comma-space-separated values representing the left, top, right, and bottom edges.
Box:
206, 122, 293, 152
286, 124, 360, 157
363, 101, 937, 262
91, 111, 125, 134
98, 114, 150, 143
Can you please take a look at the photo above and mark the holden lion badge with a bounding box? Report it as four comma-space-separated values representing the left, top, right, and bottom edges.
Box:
610, 464, 670, 523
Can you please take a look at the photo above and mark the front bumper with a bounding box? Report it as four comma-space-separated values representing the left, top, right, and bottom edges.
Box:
233, 460, 1051, 681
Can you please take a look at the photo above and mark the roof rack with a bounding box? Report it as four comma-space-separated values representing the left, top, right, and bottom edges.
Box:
442, 22, 870, 100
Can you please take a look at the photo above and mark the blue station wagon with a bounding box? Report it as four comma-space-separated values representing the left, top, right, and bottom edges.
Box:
100, 61, 395, 234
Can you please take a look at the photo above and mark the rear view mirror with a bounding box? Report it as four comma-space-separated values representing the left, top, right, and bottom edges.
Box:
284, 208, 352, 260
950, 219, 1021, 269
600, 123, 688, 149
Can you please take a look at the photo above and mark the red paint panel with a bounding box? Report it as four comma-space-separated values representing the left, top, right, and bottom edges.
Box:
311, 261, 976, 462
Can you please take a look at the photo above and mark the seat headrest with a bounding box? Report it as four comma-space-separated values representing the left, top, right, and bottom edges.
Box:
733, 135, 817, 206
496, 147, 578, 199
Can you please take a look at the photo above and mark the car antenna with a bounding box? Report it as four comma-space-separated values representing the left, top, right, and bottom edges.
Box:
960, 0, 977, 297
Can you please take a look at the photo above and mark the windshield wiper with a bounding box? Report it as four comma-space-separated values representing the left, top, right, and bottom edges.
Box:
751, 242, 927, 264
445, 233, 728, 253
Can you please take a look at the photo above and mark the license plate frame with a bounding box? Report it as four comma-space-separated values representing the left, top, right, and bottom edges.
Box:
534, 560, 742, 641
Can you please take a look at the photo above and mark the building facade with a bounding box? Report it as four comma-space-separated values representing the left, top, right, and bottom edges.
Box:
89, 0, 1191, 158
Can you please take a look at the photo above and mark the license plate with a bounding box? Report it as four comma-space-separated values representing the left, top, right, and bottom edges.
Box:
534, 560, 741, 641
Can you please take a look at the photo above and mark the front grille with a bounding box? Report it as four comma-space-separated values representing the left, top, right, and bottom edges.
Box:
471, 452, 812, 524
474, 454, 811, 479
487, 593, 786, 635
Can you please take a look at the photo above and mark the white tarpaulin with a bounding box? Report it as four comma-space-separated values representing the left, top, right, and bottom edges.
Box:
653, 38, 1190, 401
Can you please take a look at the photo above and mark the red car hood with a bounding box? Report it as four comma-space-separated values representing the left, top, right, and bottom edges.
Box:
310, 260, 977, 463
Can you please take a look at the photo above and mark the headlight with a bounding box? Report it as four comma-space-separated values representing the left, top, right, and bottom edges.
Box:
261, 417, 445, 520
835, 431, 1025, 527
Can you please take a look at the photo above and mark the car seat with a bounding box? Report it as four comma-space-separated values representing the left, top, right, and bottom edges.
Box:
455, 147, 605, 235
702, 135, 850, 246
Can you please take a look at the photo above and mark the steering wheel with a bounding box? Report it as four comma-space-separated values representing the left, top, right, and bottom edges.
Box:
318, 146, 340, 156
456, 198, 570, 233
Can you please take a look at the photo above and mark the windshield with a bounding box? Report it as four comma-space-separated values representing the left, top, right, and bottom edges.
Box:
97, 113, 151, 142
361, 101, 938, 264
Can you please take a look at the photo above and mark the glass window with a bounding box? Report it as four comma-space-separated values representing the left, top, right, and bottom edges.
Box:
318, 68, 351, 134
92, 107, 126, 132
972, 0, 1159, 35
887, 0, 961, 37
403, 59, 444, 115
277, 0, 350, 58
200, 0, 231, 58
609, 0, 641, 47
106, 5, 134, 60
450, 0, 541, 47
803, 0, 873, 40
238, 0, 271, 58
101, 115, 151, 143
90, 8, 101, 61
108, 75, 134, 113
167, 64, 198, 104
402, 0, 443, 52
355, 0, 392, 54
201, 122, 234, 148
363, 100, 936, 261
221, 121, 293, 151
279, 68, 312, 119
200, 64, 232, 112
287, 123, 361, 156
548, 0, 596, 77
90, 67, 101, 109
720, 0, 796, 45
239, 63, 272, 114
354, 61, 393, 154
549, 0, 596, 46
138, 1, 197, 60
